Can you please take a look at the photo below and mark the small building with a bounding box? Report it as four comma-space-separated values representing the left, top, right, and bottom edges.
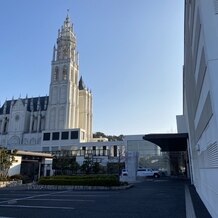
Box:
8, 150, 53, 181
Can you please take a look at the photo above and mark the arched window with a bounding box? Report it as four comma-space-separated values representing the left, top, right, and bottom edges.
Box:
63, 65, 67, 80
3, 117, 8, 133
54, 67, 59, 81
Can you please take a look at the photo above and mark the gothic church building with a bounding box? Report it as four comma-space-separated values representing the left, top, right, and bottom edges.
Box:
0, 15, 93, 152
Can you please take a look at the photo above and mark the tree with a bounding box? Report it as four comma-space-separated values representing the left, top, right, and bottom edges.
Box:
80, 158, 92, 174
92, 162, 100, 174
0, 147, 17, 180
93, 132, 106, 138
93, 132, 124, 141
53, 155, 80, 175
70, 161, 80, 174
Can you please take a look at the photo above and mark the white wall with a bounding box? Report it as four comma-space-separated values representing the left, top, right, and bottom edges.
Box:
176, 115, 187, 133
8, 156, 22, 177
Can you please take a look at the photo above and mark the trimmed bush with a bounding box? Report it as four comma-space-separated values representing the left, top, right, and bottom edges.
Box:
10, 174, 23, 180
38, 175, 121, 187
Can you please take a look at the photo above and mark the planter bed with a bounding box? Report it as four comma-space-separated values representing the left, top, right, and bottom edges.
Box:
26, 183, 133, 191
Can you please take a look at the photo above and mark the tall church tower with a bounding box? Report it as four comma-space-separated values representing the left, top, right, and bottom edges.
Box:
46, 15, 79, 130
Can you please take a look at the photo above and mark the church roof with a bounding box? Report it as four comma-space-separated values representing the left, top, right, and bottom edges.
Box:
0, 96, 49, 115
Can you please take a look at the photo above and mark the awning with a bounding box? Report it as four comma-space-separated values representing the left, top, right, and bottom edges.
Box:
143, 133, 188, 152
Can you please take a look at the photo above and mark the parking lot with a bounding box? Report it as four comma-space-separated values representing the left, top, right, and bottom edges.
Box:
0, 179, 187, 218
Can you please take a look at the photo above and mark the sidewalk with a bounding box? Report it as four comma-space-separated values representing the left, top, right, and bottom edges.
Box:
186, 182, 212, 218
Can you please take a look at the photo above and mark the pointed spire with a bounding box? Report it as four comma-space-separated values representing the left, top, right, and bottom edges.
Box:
66, 9, 70, 21
53, 45, 56, 61
64, 10, 71, 27
30, 97, 34, 112
37, 96, 41, 111
9, 97, 14, 113
25, 95, 28, 107
58, 12, 75, 39
44, 95, 48, 110
11, 96, 14, 106
10, 96, 14, 108
79, 76, 86, 90
3, 99, 7, 114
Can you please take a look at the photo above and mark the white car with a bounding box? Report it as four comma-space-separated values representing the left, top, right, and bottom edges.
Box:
137, 168, 160, 178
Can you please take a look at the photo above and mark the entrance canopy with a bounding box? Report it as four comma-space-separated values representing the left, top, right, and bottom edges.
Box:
143, 133, 188, 152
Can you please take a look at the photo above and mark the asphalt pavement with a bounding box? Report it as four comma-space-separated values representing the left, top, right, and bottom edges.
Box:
0, 178, 212, 218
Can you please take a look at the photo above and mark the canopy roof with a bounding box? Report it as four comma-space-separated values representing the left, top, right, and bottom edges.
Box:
143, 133, 188, 152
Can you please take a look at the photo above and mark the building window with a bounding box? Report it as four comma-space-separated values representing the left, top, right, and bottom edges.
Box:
63, 65, 67, 80
93, 146, 96, 155
52, 146, 59, 151
61, 131, 69, 140
42, 147, 50, 152
52, 132, 60, 140
43, 133, 50, 141
71, 131, 78, 139
103, 146, 107, 156
114, 146, 118, 157
54, 66, 59, 81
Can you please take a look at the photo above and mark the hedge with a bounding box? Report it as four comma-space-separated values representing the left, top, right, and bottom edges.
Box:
38, 175, 120, 186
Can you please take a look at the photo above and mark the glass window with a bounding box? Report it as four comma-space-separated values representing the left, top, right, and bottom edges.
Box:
71, 131, 78, 139
42, 147, 50, 152
43, 133, 50, 141
52, 132, 60, 140
61, 131, 69, 140
52, 146, 59, 151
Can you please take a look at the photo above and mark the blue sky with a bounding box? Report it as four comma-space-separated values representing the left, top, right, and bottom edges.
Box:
0, 0, 184, 135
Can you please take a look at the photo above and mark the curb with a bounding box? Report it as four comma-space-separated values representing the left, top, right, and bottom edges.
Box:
4, 184, 134, 191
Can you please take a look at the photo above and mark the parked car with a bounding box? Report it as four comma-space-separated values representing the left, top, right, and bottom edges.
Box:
137, 168, 160, 178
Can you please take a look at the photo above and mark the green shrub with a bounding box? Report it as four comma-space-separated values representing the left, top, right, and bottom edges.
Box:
38, 174, 121, 186
10, 174, 23, 181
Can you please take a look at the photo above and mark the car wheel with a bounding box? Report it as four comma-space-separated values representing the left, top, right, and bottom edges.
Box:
154, 174, 159, 178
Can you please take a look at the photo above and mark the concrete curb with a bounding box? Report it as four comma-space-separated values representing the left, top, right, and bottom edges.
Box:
185, 185, 196, 218
5, 183, 134, 191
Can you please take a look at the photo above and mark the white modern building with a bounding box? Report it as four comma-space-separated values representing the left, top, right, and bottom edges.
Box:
183, 0, 218, 217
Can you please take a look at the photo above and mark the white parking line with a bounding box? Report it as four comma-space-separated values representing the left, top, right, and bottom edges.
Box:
50, 194, 110, 197
0, 216, 15, 218
23, 198, 95, 202
0, 190, 69, 204
0, 205, 75, 210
